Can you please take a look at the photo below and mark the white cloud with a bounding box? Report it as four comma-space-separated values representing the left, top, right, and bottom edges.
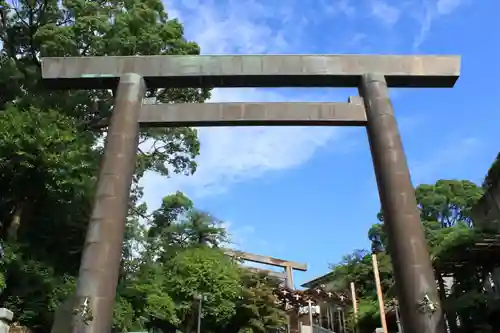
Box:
141, 0, 468, 203
142, 88, 346, 199
370, 0, 401, 26
322, 0, 356, 17
220, 222, 280, 255
412, 0, 466, 49
364, 0, 466, 48
140, 0, 355, 201
437, 0, 463, 15
144, 124, 340, 198
220, 221, 256, 248
166, 0, 293, 54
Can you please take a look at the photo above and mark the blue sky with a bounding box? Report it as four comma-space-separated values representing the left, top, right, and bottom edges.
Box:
142, 0, 500, 288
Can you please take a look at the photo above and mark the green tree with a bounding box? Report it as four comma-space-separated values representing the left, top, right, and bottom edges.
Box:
175, 210, 228, 247
225, 271, 287, 333
416, 180, 484, 227
0, 107, 96, 329
334, 180, 488, 333
113, 258, 179, 333
0, 0, 210, 209
328, 250, 394, 333
163, 246, 242, 333
148, 192, 195, 238
115, 245, 243, 333
113, 193, 255, 333
145, 193, 228, 263
0, 0, 210, 330
368, 180, 484, 252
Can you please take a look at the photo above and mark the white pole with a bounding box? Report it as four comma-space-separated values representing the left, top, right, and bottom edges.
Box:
308, 300, 314, 327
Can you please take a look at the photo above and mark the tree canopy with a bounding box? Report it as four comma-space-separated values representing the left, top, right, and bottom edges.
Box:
0, 0, 287, 332
1, 0, 499, 333
328, 179, 500, 333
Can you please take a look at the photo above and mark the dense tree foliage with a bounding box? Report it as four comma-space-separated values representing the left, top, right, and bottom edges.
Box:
0, 0, 286, 332
0, 0, 498, 332
328, 179, 500, 333
225, 272, 287, 333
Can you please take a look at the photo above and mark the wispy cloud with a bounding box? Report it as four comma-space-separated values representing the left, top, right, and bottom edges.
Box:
142, 88, 346, 199
220, 221, 256, 248
412, 0, 466, 49
166, 0, 297, 54
141, 0, 356, 201
321, 0, 357, 17
141, 0, 468, 204
370, 0, 401, 26
361, 0, 467, 49
221, 221, 282, 256
436, 0, 464, 15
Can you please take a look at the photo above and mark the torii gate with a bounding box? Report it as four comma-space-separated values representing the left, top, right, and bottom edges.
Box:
224, 248, 307, 289
41, 54, 460, 333
223, 248, 308, 333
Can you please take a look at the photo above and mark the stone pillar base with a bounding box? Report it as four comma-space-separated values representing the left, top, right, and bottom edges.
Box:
0, 308, 13, 333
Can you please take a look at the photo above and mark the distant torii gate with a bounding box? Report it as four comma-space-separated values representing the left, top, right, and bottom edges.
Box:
224, 249, 307, 288
41, 54, 460, 333
224, 249, 307, 333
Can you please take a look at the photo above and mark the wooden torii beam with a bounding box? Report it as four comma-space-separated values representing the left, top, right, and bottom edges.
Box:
224, 249, 307, 289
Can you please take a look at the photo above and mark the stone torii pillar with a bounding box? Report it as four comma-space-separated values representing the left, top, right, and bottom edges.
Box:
41, 54, 460, 333
49, 98, 361, 333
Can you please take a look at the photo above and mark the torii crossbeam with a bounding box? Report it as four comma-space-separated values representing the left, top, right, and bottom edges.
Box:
42, 54, 460, 333
224, 249, 307, 288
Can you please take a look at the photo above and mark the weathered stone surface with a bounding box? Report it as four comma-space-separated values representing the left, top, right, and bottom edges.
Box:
224, 249, 307, 271
137, 102, 367, 127
41, 54, 460, 89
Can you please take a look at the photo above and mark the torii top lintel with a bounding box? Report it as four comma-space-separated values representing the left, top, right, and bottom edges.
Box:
224, 249, 307, 271
41, 54, 460, 90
